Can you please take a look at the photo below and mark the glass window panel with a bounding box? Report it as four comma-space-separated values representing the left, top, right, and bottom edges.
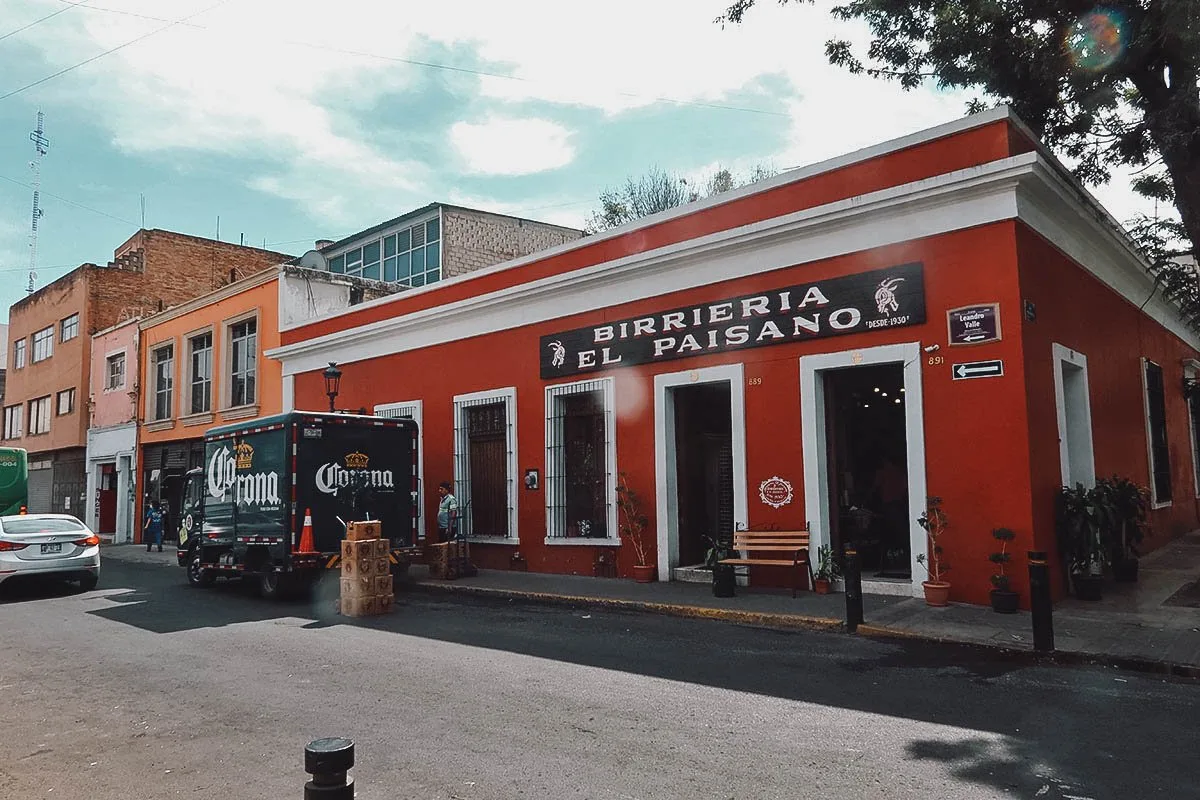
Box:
345, 248, 362, 268
362, 261, 380, 280
411, 272, 425, 288
425, 241, 440, 272
397, 229, 410, 251
329, 255, 345, 274
397, 251, 410, 279
363, 241, 380, 264
383, 257, 398, 282
427, 268, 441, 285
383, 234, 397, 258
426, 217, 440, 242
411, 246, 424, 273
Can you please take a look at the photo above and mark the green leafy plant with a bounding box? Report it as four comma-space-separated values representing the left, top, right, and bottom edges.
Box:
814, 544, 841, 581
1055, 483, 1108, 575
988, 527, 1015, 591
704, 534, 735, 569
915, 496, 949, 583
616, 472, 651, 567
1098, 475, 1149, 562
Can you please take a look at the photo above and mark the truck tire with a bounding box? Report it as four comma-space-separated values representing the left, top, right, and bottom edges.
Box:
259, 569, 296, 601
188, 553, 217, 587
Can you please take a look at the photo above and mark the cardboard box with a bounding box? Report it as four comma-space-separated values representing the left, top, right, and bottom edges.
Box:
372, 539, 391, 558
374, 557, 390, 576
346, 521, 383, 542
341, 539, 376, 560
340, 595, 379, 617
373, 574, 393, 595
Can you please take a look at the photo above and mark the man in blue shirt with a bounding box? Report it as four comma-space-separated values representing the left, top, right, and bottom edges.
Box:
144, 501, 164, 553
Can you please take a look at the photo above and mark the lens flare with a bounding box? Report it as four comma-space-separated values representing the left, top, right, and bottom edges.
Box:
1065, 8, 1127, 72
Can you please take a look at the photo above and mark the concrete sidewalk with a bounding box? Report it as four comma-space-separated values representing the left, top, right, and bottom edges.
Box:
103, 542, 1200, 676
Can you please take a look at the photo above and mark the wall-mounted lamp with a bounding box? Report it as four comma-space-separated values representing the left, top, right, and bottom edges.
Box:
323, 362, 343, 413
1183, 375, 1200, 401
923, 344, 940, 353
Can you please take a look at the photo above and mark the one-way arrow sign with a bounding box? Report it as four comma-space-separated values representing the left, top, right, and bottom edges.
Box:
952, 359, 1004, 380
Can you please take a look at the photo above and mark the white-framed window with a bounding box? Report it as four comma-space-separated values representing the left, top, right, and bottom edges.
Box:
56, 388, 76, 416
228, 317, 257, 408
28, 396, 51, 435
188, 332, 213, 414
152, 343, 175, 421
3, 405, 22, 439
375, 400, 424, 541
105, 351, 126, 390
328, 214, 442, 287
545, 378, 618, 543
60, 313, 79, 342
12, 339, 25, 370
452, 387, 517, 540
1142, 358, 1173, 506
1186, 360, 1200, 498
32, 326, 53, 362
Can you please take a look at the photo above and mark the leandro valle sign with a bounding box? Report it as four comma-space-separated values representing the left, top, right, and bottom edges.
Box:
540, 263, 926, 378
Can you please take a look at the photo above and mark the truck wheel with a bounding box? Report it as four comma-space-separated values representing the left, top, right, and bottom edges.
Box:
259, 569, 290, 600
188, 553, 216, 587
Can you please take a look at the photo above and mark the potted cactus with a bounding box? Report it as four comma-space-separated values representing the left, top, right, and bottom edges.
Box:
988, 527, 1019, 613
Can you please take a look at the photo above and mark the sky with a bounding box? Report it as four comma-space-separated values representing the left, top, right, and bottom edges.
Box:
0, 0, 1168, 324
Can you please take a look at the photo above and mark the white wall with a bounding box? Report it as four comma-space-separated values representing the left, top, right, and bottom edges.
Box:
85, 422, 137, 542
279, 271, 354, 329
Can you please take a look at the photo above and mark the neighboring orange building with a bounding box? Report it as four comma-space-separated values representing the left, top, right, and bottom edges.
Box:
135, 266, 398, 542
4, 230, 291, 514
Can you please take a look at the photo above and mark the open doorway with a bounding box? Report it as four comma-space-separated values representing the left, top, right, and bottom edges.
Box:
824, 363, 911, 579
672, 383, 734, 567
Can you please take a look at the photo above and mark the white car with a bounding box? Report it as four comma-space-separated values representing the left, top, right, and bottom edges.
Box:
0, 514, 100, 590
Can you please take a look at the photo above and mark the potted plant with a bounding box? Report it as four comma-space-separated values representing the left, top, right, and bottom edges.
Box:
988, 527, 1019, 613
813, 544, 840, 594
705, 535, 737, 597
916, 496, 951, 606
1103, 476, 1148, 582
617, 472, 655, 583
1055, 483, 1107, 600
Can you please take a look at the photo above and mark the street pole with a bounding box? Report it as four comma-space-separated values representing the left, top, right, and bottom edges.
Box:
1027, 551, 1054, 653
843, 542, 863, 633
304, 737, 354, 799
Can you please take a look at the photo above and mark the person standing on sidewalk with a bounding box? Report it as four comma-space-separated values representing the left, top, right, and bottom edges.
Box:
144, 501, 165, 553
437, 482, 459, 543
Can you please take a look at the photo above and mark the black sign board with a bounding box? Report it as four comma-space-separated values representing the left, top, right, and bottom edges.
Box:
540, 263, 926, 378
947, 303, 1000, 346
952, 359, 1004, 380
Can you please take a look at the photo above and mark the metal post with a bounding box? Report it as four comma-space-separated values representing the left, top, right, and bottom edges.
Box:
304, 737, 354, 800
1027, 551, 1054, 653
843, 543, 863, 632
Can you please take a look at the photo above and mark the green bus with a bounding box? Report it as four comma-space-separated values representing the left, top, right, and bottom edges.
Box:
0, 448, 29, 516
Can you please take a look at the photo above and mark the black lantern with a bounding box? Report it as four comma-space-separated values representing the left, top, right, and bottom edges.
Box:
324, 362, 342, 412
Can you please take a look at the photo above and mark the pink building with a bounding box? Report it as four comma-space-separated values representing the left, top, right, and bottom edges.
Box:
85, 318, 139, 541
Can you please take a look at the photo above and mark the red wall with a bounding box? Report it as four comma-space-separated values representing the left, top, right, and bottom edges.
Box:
1018, 225, 1200, 592
293, 223, 1037, 603
285, 120, 1024, 347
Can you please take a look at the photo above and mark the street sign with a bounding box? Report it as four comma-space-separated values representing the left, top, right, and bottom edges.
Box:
952, 360, 1004, 380
947, 303, 1001, 346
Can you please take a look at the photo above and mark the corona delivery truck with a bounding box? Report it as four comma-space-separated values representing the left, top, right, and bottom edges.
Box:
175, 412, 420, 599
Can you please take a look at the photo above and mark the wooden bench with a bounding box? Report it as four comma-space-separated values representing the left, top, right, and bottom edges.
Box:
719, 528, 814, 597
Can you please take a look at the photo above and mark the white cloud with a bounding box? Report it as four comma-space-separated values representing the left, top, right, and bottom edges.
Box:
450, 117, 574, 176
3, 0, 1161, 233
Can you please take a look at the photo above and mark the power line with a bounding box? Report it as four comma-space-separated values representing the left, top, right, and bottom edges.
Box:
0, 173, 137, 226
0, 0, 233, 102
47, 1, 789, 119
0, 0, 90, 44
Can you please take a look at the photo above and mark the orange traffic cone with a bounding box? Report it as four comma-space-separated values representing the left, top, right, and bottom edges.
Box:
297, 509, 315, 554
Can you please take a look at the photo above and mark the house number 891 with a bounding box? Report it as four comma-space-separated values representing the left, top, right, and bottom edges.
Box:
927, 355, 945, 365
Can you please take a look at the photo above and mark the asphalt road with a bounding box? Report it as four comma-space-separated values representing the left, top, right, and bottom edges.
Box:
0, 556, 1196, 800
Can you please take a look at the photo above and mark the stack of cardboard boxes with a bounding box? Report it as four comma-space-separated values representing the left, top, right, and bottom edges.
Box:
338, 521, 395, 616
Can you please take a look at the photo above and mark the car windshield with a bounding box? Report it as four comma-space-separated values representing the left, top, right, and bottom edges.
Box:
1, 518, 86, 534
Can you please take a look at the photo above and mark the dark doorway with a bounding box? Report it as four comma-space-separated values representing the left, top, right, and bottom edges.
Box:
465, 402, 509, 538
672, 383, 734, 567
824, 364, 910, 579
97, 463, 117, 534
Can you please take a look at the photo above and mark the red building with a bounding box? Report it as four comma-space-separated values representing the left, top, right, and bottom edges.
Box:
269, 108, 1200, 606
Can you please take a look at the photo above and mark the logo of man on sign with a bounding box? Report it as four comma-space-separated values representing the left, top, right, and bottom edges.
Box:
548, 340, 566, 368
875, 277, 905, 316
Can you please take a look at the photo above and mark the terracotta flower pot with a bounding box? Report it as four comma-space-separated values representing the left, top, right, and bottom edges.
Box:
631, 564, 656, 583
814, 578, 831, 595
922, 580, 951, 607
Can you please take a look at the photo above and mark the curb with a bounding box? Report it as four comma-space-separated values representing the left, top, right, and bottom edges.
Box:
855, 624, 1200, 680
409, 580, 844, 632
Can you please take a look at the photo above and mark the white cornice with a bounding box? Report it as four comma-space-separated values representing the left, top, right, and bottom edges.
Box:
268, 155, 1038, 376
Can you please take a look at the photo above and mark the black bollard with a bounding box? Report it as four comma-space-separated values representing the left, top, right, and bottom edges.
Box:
305, 737, 355, 800
1027, 551, 1054, 653
843, 543, 863, 632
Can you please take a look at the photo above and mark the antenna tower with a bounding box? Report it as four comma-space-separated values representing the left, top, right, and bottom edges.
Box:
28, 111, 49, 294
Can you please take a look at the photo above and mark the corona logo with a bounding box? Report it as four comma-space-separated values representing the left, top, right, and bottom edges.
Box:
234, 442, 254, 470
344, 451, 369, 470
